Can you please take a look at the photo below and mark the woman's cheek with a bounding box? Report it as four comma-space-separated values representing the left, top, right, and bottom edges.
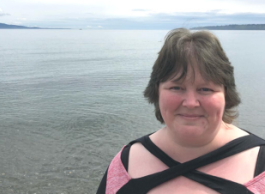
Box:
202, 95, 225, 118
160, 92, 181, 110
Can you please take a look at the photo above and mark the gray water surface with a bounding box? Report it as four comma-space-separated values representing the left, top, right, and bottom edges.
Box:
0, 30, 265, 194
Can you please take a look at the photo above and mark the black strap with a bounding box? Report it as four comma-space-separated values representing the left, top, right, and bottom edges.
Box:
96, 167, 108, 194
121, 145, 130, 171
140, 136, 254, 194
255, 145, 265, 176
120, 139, 265, 193
118, 134, 265, 194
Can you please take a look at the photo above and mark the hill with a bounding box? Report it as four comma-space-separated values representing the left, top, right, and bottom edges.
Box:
191, 24, 265, 30
0, 23, 41, 29
0, 23, 68, 29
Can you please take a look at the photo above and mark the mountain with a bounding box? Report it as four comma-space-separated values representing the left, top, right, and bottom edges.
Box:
0, 23, 41, 29
191, 24, 265, 30
0, 23, 69, 29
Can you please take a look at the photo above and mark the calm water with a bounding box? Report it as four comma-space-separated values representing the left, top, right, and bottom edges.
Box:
0, 29, 265, 194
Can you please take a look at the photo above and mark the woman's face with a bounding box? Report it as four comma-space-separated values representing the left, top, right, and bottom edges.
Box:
158, 65, 226, 146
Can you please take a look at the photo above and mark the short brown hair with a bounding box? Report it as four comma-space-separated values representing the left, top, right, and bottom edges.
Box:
144, 28, 241, 124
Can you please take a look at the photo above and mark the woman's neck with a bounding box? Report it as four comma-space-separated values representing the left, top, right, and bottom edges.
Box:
150, 124, 248, 163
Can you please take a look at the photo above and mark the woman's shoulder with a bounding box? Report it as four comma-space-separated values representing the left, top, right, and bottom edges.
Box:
120, 133, 154, 170
115, 131, 170, 178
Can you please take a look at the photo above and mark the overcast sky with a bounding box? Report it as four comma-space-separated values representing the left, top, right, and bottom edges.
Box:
0, 0, 265, 29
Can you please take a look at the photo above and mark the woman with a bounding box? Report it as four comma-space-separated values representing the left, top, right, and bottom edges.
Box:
97, 28, 265, 194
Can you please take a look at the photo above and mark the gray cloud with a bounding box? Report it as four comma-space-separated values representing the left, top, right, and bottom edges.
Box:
0, 12, 10, 16
93, 12, 265, 29
0, 7, 10, 16
24, 11, 265, 29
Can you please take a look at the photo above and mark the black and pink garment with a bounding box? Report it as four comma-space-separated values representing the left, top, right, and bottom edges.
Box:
97, 132, 265, 194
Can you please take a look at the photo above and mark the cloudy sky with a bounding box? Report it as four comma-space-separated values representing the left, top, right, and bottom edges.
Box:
0, 0, 265, 29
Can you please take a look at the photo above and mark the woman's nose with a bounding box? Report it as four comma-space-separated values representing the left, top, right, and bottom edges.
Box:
182, 91, 200, 108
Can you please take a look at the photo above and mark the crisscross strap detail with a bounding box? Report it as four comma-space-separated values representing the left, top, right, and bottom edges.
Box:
140, 136, 254, 194
117, 134, 265, 194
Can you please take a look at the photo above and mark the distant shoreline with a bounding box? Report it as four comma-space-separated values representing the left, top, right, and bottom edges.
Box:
1, 22, 265, 30
191, 24, 265, 30
0, 23, 69, 29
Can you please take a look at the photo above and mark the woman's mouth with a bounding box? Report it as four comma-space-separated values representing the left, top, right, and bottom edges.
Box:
178, 114, 203, 120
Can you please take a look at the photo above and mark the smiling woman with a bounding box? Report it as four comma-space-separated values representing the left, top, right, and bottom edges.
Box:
96, 28, 265, 194
157, 65, 226, 148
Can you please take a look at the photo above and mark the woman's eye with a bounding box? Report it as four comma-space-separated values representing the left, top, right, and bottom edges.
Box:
170, 86, 182, 90
199, 88, 213, 92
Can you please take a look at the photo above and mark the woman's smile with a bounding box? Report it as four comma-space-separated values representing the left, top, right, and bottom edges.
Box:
177, 113, 204, 121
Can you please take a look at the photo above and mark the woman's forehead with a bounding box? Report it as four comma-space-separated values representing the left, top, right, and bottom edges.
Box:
169, 64, 199, 80
170, 70, 207, 84
168, 64, 219, 85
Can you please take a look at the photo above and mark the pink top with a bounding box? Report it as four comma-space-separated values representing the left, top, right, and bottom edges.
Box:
106, 148, 265, 194
245, 172, 265, 194
106, 148, 131, 194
